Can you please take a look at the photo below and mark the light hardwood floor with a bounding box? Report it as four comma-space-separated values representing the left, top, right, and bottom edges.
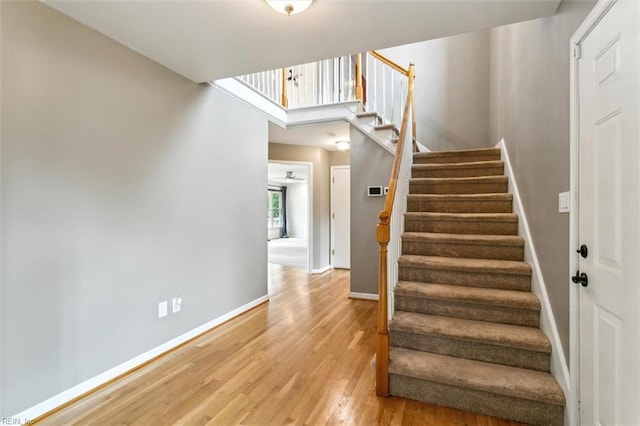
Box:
42, 264, 523, 425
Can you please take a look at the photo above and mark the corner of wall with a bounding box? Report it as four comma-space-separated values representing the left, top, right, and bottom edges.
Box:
349, 126, 394, 295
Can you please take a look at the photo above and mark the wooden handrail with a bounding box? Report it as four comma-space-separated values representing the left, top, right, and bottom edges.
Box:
369, 50, 410, 76
381, 65, 414, 217
410, 64, 417, 151
376, 64, 414, 397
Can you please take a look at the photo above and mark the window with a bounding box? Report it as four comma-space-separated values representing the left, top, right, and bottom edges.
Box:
268, 189, 282, 228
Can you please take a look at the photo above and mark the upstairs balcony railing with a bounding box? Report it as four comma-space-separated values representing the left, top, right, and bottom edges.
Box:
238, 51, 416, 142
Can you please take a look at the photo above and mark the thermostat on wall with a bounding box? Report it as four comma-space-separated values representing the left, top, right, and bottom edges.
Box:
368, 186, 383, 197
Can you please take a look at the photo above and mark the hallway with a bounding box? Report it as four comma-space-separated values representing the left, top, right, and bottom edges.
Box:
268, 237, 308, 269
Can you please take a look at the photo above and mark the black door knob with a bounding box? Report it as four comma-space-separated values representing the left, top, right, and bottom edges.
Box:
576, 244, 588, 258
571, 271, 588, 287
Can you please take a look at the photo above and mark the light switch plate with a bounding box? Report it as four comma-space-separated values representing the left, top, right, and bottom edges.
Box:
559, 191, 571, 213
172, 297, 182, 313
158, 301, 168, 318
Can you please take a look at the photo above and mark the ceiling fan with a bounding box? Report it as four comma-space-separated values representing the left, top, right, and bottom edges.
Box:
273, 171, 305, 183
284, 171, 304, 181
288, 69, 301, 87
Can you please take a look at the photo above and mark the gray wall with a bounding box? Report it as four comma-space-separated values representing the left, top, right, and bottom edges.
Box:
350, 127, 393, 295
1, 1, 268, 416
268, 143, 331, 270
329, 150, 350, 166
380, 30, 492, 151
489, 0, 596, 360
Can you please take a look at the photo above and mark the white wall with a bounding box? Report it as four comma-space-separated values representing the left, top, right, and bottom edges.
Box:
286, 183, 307, 238
379, 30, 491, 151
1, 1, 268, 416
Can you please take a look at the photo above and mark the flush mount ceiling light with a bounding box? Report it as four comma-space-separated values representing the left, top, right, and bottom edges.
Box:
336, 140, 350, 151
266, 0, 314, 16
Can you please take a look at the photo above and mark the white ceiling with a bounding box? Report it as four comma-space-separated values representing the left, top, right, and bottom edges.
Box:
269, 121, 350, 151
43, 0, 561, 83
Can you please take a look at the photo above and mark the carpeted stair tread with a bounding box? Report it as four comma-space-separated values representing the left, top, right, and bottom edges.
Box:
402, 232, 524, 260
415, 147, 501, 157
409, 176, 509, 195
398, 255, 531, 276
413, 150, 501, 165
355, 111, 381, 119
412, 161, 505, 178
375, 123, 398, 131
407, 193, 513, 214
404, 212, 518, 223
412, 160, 504, 172
410, 176, 508, 185
389, 347, 565, 407
395, 281, 540, 310
404, 212, 519, 235
408, 193, 512, 201
402, 232, 524, 247
390, 312, 550, 353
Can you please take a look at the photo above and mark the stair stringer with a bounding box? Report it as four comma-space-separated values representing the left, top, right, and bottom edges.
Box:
496, 139, 570, 423
349, 117, 397, 155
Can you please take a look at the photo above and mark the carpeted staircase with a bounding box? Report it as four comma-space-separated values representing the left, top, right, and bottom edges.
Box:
388, 147, 566, 425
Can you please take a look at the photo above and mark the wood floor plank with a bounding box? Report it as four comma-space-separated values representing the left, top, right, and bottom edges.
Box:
41, 264, 525, 426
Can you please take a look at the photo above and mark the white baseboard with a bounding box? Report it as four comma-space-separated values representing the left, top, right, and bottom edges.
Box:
311, 265, 331, 274
348, 292, 379, 301
415, 141, 431, 152
12, 294, 269, 422
496, 139, 571, 398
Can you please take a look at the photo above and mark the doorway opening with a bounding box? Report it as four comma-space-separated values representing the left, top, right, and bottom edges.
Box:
268, 162, 312, 273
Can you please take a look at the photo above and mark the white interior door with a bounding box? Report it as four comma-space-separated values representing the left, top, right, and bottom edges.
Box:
578, 2, 640, 424
331, 166, 350, 269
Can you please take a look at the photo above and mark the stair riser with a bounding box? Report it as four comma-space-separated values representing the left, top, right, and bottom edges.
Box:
390, 332, 550, 372
410, 181, 508, 195
407, 199, 512, 213
389, 375, 563, 426
394, 296, 540, 327
412, 166, 504, 179
398, 267, 531, 291
404, 218, 518, 235
414, 154, 501, 165
402, 240, 524, 261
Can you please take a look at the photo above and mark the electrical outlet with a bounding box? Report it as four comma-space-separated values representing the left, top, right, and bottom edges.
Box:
559, 191, 571, 213
158, 301, 168, 318
172, 297, 182, 313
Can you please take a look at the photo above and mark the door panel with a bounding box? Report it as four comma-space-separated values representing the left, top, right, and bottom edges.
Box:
593, 111, 621, 271
331, 167, 350, 269
578, 2, 640, 425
